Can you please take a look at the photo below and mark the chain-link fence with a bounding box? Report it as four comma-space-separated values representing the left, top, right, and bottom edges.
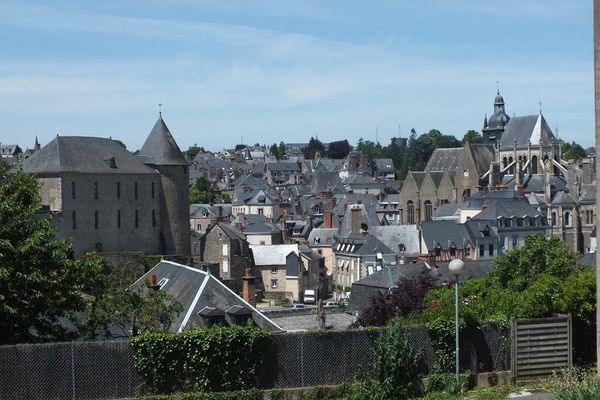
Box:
0, 322, 510, 399
0, 340, 140, 400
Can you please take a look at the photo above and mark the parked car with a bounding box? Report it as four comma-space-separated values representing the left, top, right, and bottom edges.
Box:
303, 289, 316, 304
290, 303, 306, 309
338, 298, 349, 307
324, 301, 337, 308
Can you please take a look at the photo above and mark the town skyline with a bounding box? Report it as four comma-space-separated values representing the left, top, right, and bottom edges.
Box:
0, 1, 594, 150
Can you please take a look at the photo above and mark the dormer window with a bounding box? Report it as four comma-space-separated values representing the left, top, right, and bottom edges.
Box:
482, 226, 491, 237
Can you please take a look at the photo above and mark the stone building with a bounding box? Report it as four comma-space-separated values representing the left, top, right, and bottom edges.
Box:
23, 116, 190, 257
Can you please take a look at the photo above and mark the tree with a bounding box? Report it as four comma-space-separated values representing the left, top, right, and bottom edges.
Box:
186, 145, 206, 159
303, 137, 325, 159
219, 193, 232, 204
269, 143, 280, 160
278, 141, 286, 160
327, 139, 352, 159
562, 141, 588, 161
80, 259, 183, 339
189, 176, 215, 204
489, 234, 577, 292
0, 166, 104, 343
462, 130, 483, 144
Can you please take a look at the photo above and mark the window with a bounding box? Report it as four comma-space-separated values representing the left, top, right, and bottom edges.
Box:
117, 210, 121, 229
512, 235, 518, 247
222, 244, 229, 256
258, 208, 264, 215
135, 209, 139, 228
151, 182, 155, 199
271, 279, 278, 288
424, 200, 432, 222
479, 245, 484, 257
71, 182, 76, 199
271, 266, 277, 274
152, 209, 156, 228
134, 182, 138, 199
117, 182, 121, 199
551, 212, 557, 226
488, 244, 494, 256
531, 155, 538, 174
94, 182, 98, 200
94, 210, 99, 229
449, 244, 456, 257
517, 218, 523, 227
207, 316, 227, 327
222, 260, 229, 273
72, 210, 77, 230
564, 211, 571, 227
465, 247, 471, 258
233, 315, 250, 325
197, 224, 201, 231
504, 219, 511, 227
407, 201, 415, 224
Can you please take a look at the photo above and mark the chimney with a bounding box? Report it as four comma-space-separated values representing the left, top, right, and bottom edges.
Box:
350, 205, 361, 235
305, 214, 313, 229
242, 267, 256, 307
516, 184, 524, 199
324, 211, 333, 229
147, 274, 159, 290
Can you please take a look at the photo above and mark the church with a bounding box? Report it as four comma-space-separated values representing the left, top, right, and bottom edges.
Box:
23, 116, 191, 257
398, 91, 596, 254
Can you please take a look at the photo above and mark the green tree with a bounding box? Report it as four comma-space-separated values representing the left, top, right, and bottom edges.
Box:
562, 141, 587, 161
219, 193, 232, 204
303, 137, 325, 159
489, 235, 577, 292
189, 176, 215, 204
269, 143, 280, 160
81, 259, 183, 339
0, 166, 104, 343
278, 141, 286, 160
328, 139, 352, 159
462, 130, 484, 144
186, 145, 206, 159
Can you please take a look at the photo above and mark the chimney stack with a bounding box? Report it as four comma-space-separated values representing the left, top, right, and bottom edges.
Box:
324, 211, 333, 229
350, 205, 362, 235
242, 267, 256, 307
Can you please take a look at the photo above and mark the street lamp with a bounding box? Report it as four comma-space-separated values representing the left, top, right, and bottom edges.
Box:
448, 258, 465, 385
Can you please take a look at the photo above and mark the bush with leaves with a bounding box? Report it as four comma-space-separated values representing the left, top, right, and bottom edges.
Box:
130, 324, 271, 394
370, 316, 422, 398
356, 270, 435, 327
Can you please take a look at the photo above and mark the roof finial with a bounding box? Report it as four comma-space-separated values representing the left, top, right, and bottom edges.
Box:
158, 103, 163, 117
539, 100, 542, 114
496, 80, 500, 95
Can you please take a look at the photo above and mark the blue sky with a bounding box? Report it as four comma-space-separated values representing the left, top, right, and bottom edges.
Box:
0, 0, 594, 151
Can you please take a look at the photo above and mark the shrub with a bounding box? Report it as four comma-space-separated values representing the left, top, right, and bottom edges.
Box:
130, 324, 271, 394
371, 316, 421, 398
553, 376, 600, 400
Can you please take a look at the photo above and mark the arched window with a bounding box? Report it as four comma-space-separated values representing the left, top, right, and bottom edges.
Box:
424, 200, 433, 221
502, 157, 508, 170
508, 157, 514, 174
551, 212, 556, 226
564, 211, 570, 227
407, 201, 415, 224
531, 155, 538, 174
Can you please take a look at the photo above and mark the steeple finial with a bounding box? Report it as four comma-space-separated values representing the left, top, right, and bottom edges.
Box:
539, 100, 542, 114
158, 103, 163, 117
496, 80, 500, 95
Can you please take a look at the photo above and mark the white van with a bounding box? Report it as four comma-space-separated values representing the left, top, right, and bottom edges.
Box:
303, 289, 316, 304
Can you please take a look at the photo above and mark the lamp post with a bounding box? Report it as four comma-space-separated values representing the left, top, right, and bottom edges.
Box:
449, 258, 465, 385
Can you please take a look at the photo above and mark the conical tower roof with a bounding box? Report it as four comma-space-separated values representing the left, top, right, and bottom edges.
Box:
139, 116, 188, 166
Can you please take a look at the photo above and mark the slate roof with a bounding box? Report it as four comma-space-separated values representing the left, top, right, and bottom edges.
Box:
139, 117, 188, 166
354, 234, 395, 256
468, 144, 495, 175
338, 203, 382, 238
369, 225, 420, 256
499, 114, 556, 148
231, 214, 280, 234
551, 191, 577, 206
425, 148, 463, 171
421, 220, 470, 250
132, 260, 283, 332
250, 244, 299, 265
311, 171, 346, 194
308, 228, 338, 246
374, 158, 394, 172
24, 136, 158, 175
267, 162, 301, 172
432, 203, 461, 219
408, 171, 427, 188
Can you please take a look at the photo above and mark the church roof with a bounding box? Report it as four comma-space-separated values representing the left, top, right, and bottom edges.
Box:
139, 117, 188, 166
425, 148, 462, 171
24, 136, 156, 174
500, 114, 556, 148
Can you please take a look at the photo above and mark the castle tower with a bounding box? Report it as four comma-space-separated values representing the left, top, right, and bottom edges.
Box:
139, 116, 191, 256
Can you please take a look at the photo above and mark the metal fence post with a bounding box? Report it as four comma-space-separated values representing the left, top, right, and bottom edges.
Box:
71, 342, 76, 400
510, 317, 517, 384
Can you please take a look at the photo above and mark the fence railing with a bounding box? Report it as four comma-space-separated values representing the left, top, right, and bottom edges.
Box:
0, 321, 510, 399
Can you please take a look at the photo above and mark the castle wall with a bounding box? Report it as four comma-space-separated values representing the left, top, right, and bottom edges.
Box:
156, 164, 191, 256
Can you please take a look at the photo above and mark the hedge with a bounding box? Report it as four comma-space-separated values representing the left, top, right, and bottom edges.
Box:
130, 324, 271, 394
